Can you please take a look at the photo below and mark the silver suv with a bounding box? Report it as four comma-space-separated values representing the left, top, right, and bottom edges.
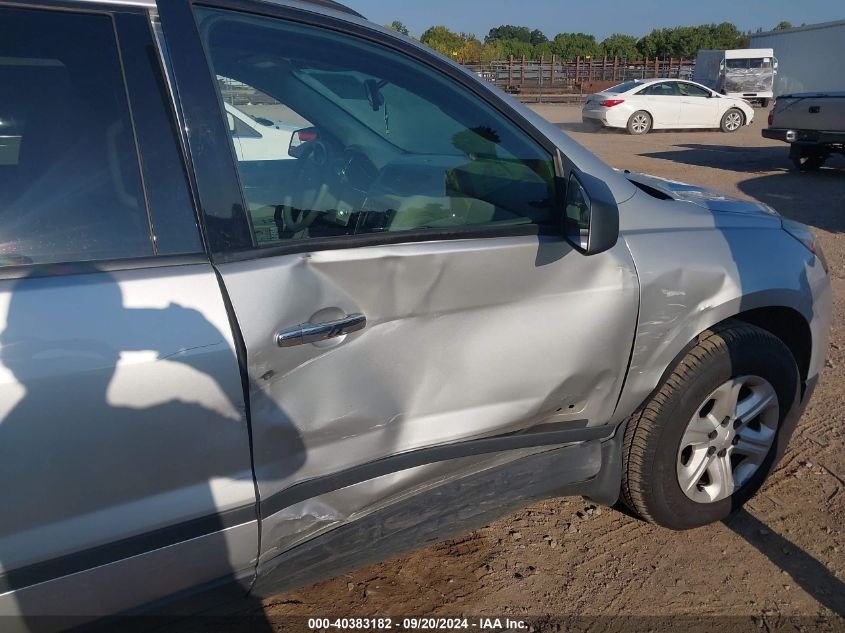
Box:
0, 0, 831, 628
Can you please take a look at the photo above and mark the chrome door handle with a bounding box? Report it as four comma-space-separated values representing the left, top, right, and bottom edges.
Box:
276, 313, 367, 347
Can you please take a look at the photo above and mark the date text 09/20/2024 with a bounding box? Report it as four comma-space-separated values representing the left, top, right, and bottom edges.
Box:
307, 617, 528, 630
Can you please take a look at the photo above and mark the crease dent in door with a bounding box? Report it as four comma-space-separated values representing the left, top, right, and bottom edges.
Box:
219, 236, 640, 528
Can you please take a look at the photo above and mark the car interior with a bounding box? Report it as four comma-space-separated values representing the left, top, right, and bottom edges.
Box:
638, 82, 679, 96
198, 9, 558, 246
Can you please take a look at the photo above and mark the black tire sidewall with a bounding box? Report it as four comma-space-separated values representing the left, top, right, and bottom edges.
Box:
792, 154, 826, 171
642, 331, 798, 530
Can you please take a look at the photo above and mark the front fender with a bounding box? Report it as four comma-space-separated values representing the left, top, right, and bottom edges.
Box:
613, 221, 830, 424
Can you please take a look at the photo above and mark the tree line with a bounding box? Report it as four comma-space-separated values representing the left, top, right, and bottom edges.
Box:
387, 20, 797, 64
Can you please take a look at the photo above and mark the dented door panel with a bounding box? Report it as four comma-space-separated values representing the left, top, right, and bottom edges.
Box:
252, 440, 603, 598
216, 234, 639, 556
257, 442, 601, 566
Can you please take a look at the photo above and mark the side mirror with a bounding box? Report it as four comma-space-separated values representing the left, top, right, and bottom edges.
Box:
288, 127, 319, 158
563, 171, 619, 255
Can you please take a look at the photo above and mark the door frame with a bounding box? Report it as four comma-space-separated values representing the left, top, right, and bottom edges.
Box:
156, 0, 573, 264
155, 0, 630, 596
0, 0, 259, 615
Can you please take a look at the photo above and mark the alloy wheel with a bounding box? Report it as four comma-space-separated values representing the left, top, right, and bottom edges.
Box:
676, 375, 779, 503
631, 114, 650, 133
725, 111, 742, 131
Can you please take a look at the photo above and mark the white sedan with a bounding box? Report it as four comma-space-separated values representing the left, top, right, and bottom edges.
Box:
224, 102, 304, 161
582, 78, 755, 135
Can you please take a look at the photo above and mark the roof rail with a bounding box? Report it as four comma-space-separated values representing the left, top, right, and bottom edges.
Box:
302, 0, 364, 18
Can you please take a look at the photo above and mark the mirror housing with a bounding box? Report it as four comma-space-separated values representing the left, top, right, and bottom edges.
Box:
563, 171, 619, 256
288, 127, 319, 158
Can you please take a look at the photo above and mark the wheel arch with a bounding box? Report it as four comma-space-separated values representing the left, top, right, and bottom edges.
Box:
731, 306, 811, 390
629, 109, 654, 124
616, 302, 813, 426
723, 106, 747, 126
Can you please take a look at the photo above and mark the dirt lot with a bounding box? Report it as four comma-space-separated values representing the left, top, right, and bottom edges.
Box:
261, 106, 845, 630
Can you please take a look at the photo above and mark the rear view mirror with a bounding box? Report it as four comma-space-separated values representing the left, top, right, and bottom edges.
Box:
364, 78, 387, 111
563, 171, 619, 255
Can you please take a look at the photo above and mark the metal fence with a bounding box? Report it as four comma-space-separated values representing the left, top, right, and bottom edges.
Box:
464, 56, 695, 100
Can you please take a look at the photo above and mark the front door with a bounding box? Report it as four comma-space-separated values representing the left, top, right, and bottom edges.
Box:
676, 81, 719, 127
186, 4, 639, 557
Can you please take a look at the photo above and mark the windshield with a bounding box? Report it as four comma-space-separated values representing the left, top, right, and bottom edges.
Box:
296, 68, 472, 155
726, 58, 773, 70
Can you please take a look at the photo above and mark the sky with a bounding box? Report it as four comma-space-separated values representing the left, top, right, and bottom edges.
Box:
342, 0, 844, 41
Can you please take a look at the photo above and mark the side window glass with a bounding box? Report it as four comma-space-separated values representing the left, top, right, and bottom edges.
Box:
642, 83, 676, 96
0, 7, 153, 266
198, 8, 556, 246
678, 82, 709, 97
216, 74, 316, 243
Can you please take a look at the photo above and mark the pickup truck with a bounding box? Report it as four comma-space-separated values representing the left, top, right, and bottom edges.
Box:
763, 92, 845, 170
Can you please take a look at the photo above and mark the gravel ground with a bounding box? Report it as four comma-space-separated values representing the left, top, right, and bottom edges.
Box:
260, 105, 845, 631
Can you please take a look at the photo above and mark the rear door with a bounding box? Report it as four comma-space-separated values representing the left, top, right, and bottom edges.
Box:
165, 1, 639, 560
0, 5, 256, 622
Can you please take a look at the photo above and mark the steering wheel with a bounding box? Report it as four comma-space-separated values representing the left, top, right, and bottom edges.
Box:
279, 139, 332, 233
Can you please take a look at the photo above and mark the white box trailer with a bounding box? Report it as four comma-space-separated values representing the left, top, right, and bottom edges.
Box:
751, 20, 845, 96
693, 49, 776, 106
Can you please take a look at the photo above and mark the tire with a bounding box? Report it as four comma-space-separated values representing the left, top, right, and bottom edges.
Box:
720, 108, 744, 132
791, 152, 827, 171
621, 322, 799, 530
627, 111, 652, 135
760, 98, 770, 108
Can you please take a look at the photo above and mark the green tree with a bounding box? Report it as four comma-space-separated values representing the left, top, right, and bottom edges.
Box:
552, 32, 602, 59
600, 33, 639, 59
420, 26, 482, 62
773, 21, 793, 30
534, 41, 554, 59
387, 20, 410, 36
637, 28, 670, 57
708, 22, 744, 49
485, 25, 548, 45
498, 38, 535, 60
529, 29, 549, 46
637, 22, 746, 59
480, 40, 505, 63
